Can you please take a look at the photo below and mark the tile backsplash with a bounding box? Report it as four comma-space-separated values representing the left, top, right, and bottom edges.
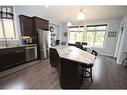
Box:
0, 40, 21, 47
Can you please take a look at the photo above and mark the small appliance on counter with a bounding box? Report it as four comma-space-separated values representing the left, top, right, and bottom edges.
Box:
56, 40, 61, 45
21, 36, 32, 45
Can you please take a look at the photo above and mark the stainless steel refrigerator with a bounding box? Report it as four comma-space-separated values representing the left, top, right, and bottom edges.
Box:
38, 29, 51, 59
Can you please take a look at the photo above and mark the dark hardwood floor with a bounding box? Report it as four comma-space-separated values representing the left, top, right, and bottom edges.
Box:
0, 59, 60, 89
81, 55, 127, 89
0, 55, 127, 89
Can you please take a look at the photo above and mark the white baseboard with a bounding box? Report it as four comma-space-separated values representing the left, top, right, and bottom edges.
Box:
98, 53, 114, 58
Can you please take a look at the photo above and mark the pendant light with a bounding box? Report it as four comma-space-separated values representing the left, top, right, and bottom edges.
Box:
67, 21, 72, 26
77, 7, 85, 20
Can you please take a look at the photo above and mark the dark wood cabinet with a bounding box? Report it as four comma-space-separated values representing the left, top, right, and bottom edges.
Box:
19, 15, 33, 36
32, 16, 49, 30
50, 48, 59, 67
14, 47, 26, 65
50, 47, 84, 89
0, 48, 15, 71
0, 47, 26, 71
60, 58, 83, 89
19, 15, 49, 44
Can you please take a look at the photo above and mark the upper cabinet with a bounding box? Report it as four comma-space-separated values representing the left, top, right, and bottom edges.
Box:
19, 15, 33, 36
32, 16, 49, 30
19, 15, 49, 44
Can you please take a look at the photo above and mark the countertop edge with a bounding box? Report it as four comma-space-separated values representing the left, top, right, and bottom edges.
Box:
0, 44, 37, 49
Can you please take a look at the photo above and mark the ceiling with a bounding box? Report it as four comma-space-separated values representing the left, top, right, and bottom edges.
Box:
15, 6, 127, 24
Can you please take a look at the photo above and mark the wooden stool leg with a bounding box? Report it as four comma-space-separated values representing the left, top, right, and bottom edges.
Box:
90, 67, 93, 82
121, 59, 125, 66
84, 68, 86, 75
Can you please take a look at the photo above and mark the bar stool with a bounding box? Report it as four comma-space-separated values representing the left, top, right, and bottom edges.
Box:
82, 50, 98, 82
121, 52, 127, 66
82, 63, 93, 82
82, 42, 88, 51
75, 42, 83, 50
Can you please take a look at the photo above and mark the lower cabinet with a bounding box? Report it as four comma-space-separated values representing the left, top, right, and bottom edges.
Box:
50, 48, 59, 67
14, 47, 26, 65
50, 48, 84, 89
0, 47, 26, 72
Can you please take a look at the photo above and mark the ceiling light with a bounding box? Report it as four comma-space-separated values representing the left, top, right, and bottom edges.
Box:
77, 7, 85, 20
67, 22, 72, 26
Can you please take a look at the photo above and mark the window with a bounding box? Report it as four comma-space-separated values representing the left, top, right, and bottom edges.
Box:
0, 19, 15, 40
0, 6, 16, 40
69, 26, 84, 43
0, 20, 4, 38
86, 24, 107, 48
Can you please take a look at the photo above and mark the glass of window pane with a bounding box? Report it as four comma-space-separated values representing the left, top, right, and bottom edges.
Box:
2, 7, 6, 12
7, 7, 13, 18
96, 26, 107, 30
3, 19, 15, 39
87, 27, 96, 30
70, 26, 84, 32
86, 32, 95, 47
0, 20, 4, 38
69, 32, 76, 43
7, 7, 11, 13
1, 7, 7, 18
70, 27, 76, 31
76, 32, 83, 42
94, 31, 105, 48
79, 27, 84, 31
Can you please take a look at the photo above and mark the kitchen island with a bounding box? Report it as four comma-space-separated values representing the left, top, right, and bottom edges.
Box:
50, 45, 95, 89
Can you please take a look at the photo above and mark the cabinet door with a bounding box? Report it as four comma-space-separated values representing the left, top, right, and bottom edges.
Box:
0, 48, 15, 71
19, 15, 33, 36
50, 48, 59, 67
0, 47, 26, 71
33, 17, 49, 30
14, 47, 26, 65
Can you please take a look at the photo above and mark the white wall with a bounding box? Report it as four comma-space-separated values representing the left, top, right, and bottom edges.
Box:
49, 23, 61, 40
61, 18, 121, 57
116, 15, 127, 64
60, 24, 68, 42
49, 23, 61, 45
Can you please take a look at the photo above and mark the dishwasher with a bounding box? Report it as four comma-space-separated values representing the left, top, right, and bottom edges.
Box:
25, 45, 37, 62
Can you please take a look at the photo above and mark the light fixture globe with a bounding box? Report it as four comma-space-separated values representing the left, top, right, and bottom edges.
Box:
77, 12, 85, 20
77, 7, 85, 20
67, 22, 72, 26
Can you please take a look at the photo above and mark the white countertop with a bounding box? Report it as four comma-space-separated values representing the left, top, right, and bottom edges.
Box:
0, 44, 37, 49
51, 45, 95, 65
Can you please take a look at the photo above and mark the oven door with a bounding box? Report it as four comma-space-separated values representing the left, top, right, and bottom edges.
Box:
25, 46, 37, 62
